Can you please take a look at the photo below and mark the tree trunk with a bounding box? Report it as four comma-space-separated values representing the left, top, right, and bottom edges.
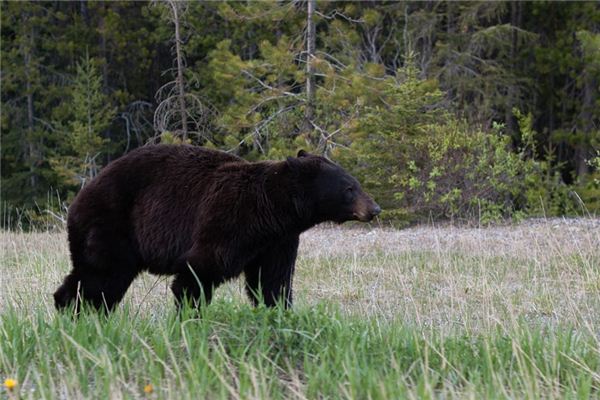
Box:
169, 0, 188, 141
24, 24, 37, 189
304, 0, 316, 142
99, 4, 109, 92
80, 0, 89, 25
26, 66, 37, 189
505, 1, 519, 137
576, 66, 596, 177
446, 2, 454, 35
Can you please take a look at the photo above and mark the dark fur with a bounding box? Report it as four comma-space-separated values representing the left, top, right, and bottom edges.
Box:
54, 145, 380, 312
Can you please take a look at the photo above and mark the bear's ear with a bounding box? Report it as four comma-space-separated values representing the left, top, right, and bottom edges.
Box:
297, 149, 309, 158
286, 156, 302, 172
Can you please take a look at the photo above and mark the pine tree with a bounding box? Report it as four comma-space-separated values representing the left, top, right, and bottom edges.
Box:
0, 2, 58, 208
50, 54, 115, 190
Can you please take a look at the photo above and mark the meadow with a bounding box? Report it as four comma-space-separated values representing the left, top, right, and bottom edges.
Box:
1, 219, 599, 399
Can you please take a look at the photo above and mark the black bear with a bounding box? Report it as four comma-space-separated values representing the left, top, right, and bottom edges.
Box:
54, 145, 380, 312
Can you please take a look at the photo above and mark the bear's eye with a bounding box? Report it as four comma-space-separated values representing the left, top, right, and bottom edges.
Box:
344, 187, 354, 202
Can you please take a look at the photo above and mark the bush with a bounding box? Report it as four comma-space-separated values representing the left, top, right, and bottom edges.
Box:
336, 67, 580, 223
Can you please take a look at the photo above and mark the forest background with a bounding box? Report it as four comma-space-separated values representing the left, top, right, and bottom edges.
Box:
2, 1, 599, 227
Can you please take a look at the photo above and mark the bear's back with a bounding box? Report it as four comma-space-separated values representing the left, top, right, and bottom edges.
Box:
70, 145, 242, 212
67, 145, 246, 271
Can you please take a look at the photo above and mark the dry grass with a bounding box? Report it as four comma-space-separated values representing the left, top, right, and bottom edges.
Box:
297, 218, 600, 334
2, 218, 599, 335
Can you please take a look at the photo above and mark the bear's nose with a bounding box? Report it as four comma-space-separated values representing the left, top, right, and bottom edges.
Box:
372, 204, 381, 216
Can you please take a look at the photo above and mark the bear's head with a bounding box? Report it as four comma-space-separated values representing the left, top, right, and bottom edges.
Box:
286, 150, 381, 224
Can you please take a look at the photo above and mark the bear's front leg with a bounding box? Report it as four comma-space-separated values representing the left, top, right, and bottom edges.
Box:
244, 236, 299, 308
171, 253, 223, 312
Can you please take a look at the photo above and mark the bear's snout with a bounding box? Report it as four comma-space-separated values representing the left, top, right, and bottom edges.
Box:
371, 204, 382, 217
353, 195, 381, 222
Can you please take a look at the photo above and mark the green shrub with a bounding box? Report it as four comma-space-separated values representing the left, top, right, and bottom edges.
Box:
570, 151, 600, 214
336, 67, 546, 223
334, 67, 599, 222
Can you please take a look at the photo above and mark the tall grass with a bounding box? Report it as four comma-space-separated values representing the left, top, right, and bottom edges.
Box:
1, 220, 599, 398
1, 303, 598, 399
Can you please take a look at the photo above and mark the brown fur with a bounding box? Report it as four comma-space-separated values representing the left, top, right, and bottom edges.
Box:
54, 145, 380, 312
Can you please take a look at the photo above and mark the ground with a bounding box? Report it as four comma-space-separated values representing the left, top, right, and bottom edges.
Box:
1, 219, 599, 398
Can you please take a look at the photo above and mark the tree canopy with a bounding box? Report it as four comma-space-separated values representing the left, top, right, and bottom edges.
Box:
1, 1, 599, 225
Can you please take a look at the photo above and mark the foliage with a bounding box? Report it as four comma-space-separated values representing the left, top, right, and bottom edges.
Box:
590, 151, 600, 181
513, 110, 581, 217
572, 150, 600, 214
49, 54, 115, 192
1, 1, 599, 222
336, 64, 540, 222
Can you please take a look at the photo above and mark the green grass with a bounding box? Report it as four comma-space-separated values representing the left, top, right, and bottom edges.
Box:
1, 303, 598, 399
1, 221, 599, 398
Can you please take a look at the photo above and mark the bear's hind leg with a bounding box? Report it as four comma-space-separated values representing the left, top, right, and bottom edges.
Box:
55, 225, 140, 313
54, 269, 138, 313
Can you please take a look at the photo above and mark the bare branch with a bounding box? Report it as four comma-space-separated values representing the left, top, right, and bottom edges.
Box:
241, 70, 300, 98
315, 9, 364, 23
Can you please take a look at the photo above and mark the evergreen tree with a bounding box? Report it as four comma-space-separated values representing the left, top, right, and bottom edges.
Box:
1, 1, 599, 220
1, 2, 57, 207
50, 54, 115, 191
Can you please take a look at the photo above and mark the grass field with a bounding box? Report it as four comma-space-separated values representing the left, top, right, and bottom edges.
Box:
1, 219, 599, 399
